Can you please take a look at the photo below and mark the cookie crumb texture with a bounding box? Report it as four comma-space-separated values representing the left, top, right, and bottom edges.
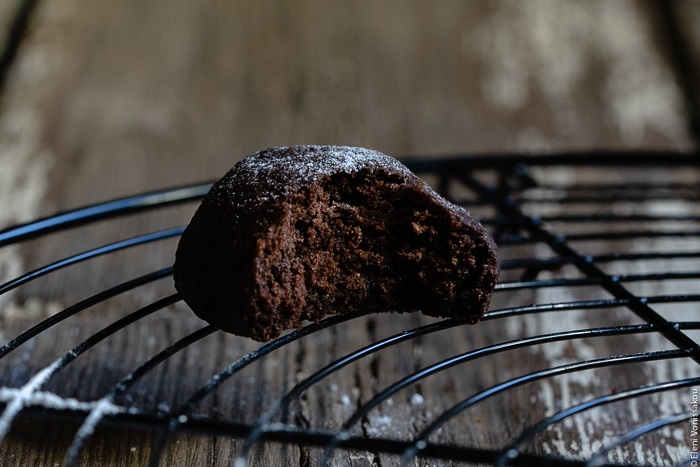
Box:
174, 146, 499, 342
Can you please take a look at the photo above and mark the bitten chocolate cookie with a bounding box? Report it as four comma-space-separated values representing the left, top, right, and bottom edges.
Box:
174, 146, 499, 342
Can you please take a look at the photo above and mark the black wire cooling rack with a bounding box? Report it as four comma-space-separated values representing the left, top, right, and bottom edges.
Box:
0, 151, 699, 466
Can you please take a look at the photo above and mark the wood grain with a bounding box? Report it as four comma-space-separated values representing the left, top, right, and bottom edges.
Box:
0, 0, 23, 57
0, 1, 697, 466
667, 0, 700, 141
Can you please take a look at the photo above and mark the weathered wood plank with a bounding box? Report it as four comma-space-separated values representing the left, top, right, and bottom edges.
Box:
0, 0, 696, 466
0, 0, 25, 65
667, 0, 700, 142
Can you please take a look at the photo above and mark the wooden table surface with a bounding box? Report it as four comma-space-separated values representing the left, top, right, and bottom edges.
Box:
0, 1, 699, 466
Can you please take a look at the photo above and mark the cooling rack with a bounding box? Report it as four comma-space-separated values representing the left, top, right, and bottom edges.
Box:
0, 151, 699, 466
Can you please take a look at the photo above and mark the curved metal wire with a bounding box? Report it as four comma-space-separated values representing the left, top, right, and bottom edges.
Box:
482, 296, 700, 322
584, 412, 693, 467
64, 324, 218, 466
399, 348, 698, 465
501, 251, 700, 270
497, 376, 700, 466
236, 320, 462, 465
146, 311, 373, 467
496, 272, 700, 292
481, 213, 700, 227
494, 230, 700, 246
0, 183, 210, 248
0, 294, 180, 443
0, 267, 173, 359
0, 401, 613, 466
320, 324, 670, 465
0, 227, 184, 296
519, 217, 700, 363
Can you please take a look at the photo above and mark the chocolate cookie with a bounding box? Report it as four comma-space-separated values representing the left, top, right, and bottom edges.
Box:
174, 146, 499, 342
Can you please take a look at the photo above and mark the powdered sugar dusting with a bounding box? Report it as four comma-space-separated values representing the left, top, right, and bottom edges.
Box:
65, 397, 123, 463
0, 387, 125, 414
210, 146, 484, 234
214, 146, 418, 209
0, 385, 126, 462
0, 358, 63, 441
242, 145, 411, 185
